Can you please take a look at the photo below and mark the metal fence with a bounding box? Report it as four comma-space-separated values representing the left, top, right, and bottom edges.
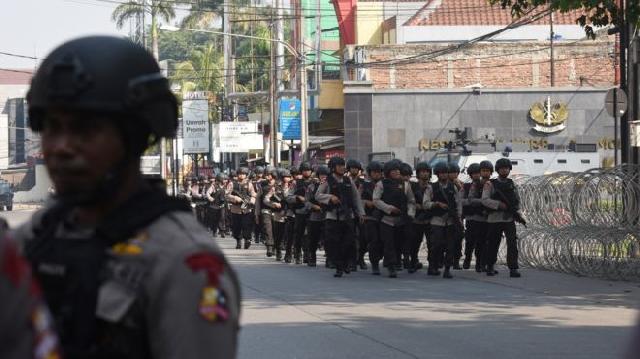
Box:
502, 165, 640, 281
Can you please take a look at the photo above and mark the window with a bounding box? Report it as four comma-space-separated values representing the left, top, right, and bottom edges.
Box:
558, 159, 567, 164
534, 159, 543, 164
581, 159, 591, 164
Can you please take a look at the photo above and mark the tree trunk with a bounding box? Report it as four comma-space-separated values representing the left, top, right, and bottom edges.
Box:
151, 10, 159, 60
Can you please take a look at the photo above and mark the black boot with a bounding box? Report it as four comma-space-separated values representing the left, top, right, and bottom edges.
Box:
443, 267, 453, 279
275, 251, 282, 261
408, 264, 417, 274
371, 262, 381, 275
388, 266, 397, 278
244, 240, 251, 249
350, 262, 358, 272
486, 265, 496, 276
453, 260, 462, 270
427, 266, 441, 276
334, 268, 344, 278
475, 263, 484, 273
266, 246, 273, 257
235, 240, 242, 249
358, 259, 368, 270
416, 262, 424, 270
463, 257, 471, 270
510, 269, 521, 278
284, 254, 292, 263
295, 256, 302, 265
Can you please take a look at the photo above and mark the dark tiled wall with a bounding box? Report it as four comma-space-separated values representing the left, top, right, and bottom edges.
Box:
344, 94, 373, 163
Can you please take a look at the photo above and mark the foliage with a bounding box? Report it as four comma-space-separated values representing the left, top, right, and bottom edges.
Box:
489, 0, 640, 39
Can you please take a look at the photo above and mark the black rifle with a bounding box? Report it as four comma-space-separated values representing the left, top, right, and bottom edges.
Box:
231, 187, 252, 210
493, 186, 527, 227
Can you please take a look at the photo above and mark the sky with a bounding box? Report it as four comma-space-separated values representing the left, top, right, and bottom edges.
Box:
0, 0, 188, 69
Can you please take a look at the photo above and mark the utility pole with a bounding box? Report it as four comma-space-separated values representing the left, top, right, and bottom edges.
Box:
620, 0, 630, 164
269, 11, 279, 166
549, 11, 555, 87
223, 0, 232, 169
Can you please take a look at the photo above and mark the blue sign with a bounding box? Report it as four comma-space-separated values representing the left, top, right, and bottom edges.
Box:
279, 98, 301, 140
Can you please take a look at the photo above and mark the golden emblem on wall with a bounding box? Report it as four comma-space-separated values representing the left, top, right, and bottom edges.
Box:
529, 97, 568, 134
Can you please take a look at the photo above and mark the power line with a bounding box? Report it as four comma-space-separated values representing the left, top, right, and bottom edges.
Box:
0, 52, 38, 60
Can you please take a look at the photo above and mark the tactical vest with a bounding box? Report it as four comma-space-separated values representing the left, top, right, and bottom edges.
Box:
25, 189, 191, 359
381, 178, 408, 216
291, 179, 309, 210
411, 181, 432, 221
462, 181, 484, 216
490, 178, 519, 210
431, 181, 457, 217
326, 175, 354, 215
360, 180, 376, 216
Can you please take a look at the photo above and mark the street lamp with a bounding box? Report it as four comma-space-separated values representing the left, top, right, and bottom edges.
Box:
160, 25, 310, 164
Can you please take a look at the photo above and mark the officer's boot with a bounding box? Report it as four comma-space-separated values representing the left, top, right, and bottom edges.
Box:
349, 260, 358, 272
334, 264, 344, 278
443, 266, 453, 279
358, 257, 368, 270
371, 261, 381, 275
486, 265, 496, 276
416, 261, 424, 270
427, 265, 440, 276
475, 263, 484, 273
284, 252, 292, 263
463, 257, 471, 270
453, 259, 462, 270
244, 240, 251, 250
266, 246, 273, 257
510, 269, 521, 278
235, 239, 242, 249
294, 250, 302, 265
388, 265, 397, 278
275, 248, 282, 261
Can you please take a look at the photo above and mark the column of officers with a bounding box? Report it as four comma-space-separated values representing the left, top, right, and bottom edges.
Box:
184, 156, 525, 279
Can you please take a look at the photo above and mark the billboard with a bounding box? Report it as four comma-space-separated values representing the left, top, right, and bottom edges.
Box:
219, 121, 263, 153
182, 92, 210, 154
279, 98, 301, 140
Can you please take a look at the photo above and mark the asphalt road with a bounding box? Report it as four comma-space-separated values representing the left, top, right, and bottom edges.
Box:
2, 210, 638, 358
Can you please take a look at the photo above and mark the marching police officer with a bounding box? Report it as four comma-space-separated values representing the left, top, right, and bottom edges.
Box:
423, 162, 462, 278
16, 36, 240, 358
361, 161, 384, 275
482, 158, 523, 278
288, 162, 313, 265
408, 161, 433, 273
305, 165, 329, 267
346, 159, 365, 271
252, 166, 266, 244
207, 174, 228, 238
447, 162, 465, 269
373, 160, 416, 278
315, 157, 365, 278
462, 162, 490, 271
227, 167, 257, 249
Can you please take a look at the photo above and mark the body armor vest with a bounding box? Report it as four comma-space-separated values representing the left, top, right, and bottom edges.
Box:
360, 180, 376, 216
490, 178, 519, 210
431, 182, 457, 217
381, 179, 408, 216
412, 181, 431, 221
462, 181, 484, 216
326, 175, 354, 215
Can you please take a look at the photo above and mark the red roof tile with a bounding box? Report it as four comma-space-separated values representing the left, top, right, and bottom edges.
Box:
405, 0, 585, 26
0, 69, 33, 85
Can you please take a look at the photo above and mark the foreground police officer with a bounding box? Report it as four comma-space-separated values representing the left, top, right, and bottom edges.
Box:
17, 36, 240, 358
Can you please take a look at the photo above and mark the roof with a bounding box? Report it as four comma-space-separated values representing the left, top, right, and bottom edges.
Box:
406, 0, 584, 26
0, 69, 33, 85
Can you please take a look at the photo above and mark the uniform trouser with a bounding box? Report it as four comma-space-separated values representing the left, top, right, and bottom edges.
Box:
284, 217, 296, 257
430, 225, 457, 268
356, 220, 368, 263
231, 212, 254, 243
196, 204, 207, 225
273, 220, 285, 254
307, 220, 323, 264
405, 223, 428, 267
465, 220, 487, 265
254, 215, 263, 242
325, 219, 356, 271
365, 220, 382, 264
292, 214, 309, 260
484, 221, 519, 269
379, 223, 406, 268
218, 207, 228, 233
261, 213, 274, 247
208, 207, 222, 234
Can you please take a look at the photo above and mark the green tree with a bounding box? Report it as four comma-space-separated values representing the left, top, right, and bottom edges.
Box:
180, 0, 224, 29
111, 0, 176, 59
489, 0, 640, 39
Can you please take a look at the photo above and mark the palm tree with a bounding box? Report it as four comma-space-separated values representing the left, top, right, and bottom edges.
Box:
111, 0, 176, 59
180, 0, 224, 29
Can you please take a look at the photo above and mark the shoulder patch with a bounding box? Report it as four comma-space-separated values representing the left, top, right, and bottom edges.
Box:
185, 252, 228, 322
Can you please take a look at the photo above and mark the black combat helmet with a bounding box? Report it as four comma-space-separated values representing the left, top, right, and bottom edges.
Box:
383, 159, 402, 176
448, 162, 461, 174
279, 169, 292, 179
328, 156, 346, 171
237, 167, 249, 175
299, 162, 312, 172
346, 159, 363, 171
400, 162, 413, 177
254, 166, 265, 175
479, 160, 494, 172
27, 36, 177, 156
495, 158, 513, 171
415, 161, 432, 174
315, 165, 330, 176
268, 168, 279, 178
433, 161, 449, 175
366, 161, 384, 174
467, 163, 481, 175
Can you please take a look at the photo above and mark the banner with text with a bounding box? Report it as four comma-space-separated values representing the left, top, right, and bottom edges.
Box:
219, 121, 263, 153
279, 98, 301, 140
182, 93, 210, 154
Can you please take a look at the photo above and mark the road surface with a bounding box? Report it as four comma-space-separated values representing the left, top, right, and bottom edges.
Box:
2, 209, 638, 358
